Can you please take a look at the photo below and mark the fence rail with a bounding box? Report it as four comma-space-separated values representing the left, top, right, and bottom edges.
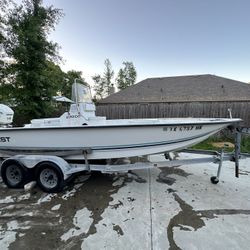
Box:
96, 101, 250, 127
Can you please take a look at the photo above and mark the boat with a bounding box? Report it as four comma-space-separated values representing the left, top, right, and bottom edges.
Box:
0, 81, 241, 160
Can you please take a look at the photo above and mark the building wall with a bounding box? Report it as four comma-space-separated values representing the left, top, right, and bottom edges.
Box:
96, 101, 250, 127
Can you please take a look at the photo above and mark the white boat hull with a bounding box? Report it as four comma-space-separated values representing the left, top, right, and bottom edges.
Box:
0, 118, 240, 160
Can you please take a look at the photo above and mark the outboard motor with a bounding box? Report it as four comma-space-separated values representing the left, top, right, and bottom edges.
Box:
0, 104, 14, 127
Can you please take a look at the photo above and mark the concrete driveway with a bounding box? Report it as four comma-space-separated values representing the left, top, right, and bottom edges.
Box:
0, 153, 250, 250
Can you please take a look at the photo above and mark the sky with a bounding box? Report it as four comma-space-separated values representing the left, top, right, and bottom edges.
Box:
40, 0, 250, 84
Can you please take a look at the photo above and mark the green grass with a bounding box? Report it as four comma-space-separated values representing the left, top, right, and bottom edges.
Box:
241, 136, 250, 153
192, 135, 250, 153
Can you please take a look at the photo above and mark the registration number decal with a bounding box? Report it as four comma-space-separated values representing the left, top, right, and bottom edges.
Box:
163, 125, 203, 132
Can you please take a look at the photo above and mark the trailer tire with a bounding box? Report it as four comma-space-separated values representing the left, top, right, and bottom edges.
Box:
36, 162, 65, 193
1, 160, 30, 188
210, 176, 219, 184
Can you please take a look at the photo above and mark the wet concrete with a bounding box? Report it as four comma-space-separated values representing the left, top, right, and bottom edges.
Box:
157, 166, 192, 186
167, 188, 250, 250
113, 224, 124, 236
0, 153, 250, 249
0, 172, 134, 250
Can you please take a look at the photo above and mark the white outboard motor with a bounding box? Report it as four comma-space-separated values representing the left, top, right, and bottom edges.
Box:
0, 104, 14, 127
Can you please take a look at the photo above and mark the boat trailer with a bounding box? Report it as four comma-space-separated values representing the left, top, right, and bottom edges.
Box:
0, 127, 249, 193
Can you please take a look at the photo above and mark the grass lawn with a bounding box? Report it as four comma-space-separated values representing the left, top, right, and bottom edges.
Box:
192, 135, 250, 153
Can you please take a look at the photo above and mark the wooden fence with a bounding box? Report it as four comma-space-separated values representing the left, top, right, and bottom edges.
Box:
96, 101, 250, 127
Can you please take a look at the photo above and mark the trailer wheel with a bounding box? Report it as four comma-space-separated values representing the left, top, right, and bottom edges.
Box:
210, 176, 219, 184
1, 160, 30, 188
36, 162, 64, 193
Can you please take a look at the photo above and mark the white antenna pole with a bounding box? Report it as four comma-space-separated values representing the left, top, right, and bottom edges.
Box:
74, 78, 78, 105
74, 78, 80, 113
228, 108, 232, 119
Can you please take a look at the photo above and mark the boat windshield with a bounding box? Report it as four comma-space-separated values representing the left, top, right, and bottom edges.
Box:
71, 83, 92, 103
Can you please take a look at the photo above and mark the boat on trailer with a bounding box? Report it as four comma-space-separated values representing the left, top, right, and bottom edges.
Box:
0, 82, 241, 159
0, 81, 242, 192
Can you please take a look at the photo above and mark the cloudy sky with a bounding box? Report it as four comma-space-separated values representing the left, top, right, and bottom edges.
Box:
41, 0, 250, 84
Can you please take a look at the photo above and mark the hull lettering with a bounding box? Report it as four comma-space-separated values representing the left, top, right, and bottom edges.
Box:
0, 137, 10, 142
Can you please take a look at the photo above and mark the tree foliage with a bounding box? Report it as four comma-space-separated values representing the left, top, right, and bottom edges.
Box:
116, 68, 126, 91
116, 61, 137, 90
61, 70, 86, 99
92, 58, 114, 100
103, 58, 114, 95
92, 74, 105, 100
0, 0, 10, 45
1, 0, 63, 123
0, 0, 13, 98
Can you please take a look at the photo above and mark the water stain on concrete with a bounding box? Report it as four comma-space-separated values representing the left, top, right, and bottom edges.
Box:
59, 172, 127, 250
113, 224, 124, 236
167, 188, 177, 193
167, 193, 250, 250
0, 171, 143, 250
157, 166, 192, 186
128, 171, 147, 183
110, 200, 124, 209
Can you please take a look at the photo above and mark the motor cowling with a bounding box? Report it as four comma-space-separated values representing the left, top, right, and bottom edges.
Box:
0, 104, 14, 126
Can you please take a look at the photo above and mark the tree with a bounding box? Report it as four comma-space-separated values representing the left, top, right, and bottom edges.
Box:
61, 70, 86, 99
116, 68, 126, 91
2, 0, 63, 122
0, 0, 10, 47
103, 58, 114, 95
92, 58, 114, 99
116, 61, 137, 90
43, 60, 64, 95
92, 74, 105, 100
0, 0, 13, 102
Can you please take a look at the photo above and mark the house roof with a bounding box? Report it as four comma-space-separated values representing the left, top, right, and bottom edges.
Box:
98, 74, 250, 104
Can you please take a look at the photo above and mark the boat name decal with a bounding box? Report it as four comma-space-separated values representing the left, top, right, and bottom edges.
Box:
66, 115, 80, 119
163, 125, 203, 132
0, 137, 10, 142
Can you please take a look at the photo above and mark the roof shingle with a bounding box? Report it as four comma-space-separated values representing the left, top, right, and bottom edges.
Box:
99, 74, 250, 104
